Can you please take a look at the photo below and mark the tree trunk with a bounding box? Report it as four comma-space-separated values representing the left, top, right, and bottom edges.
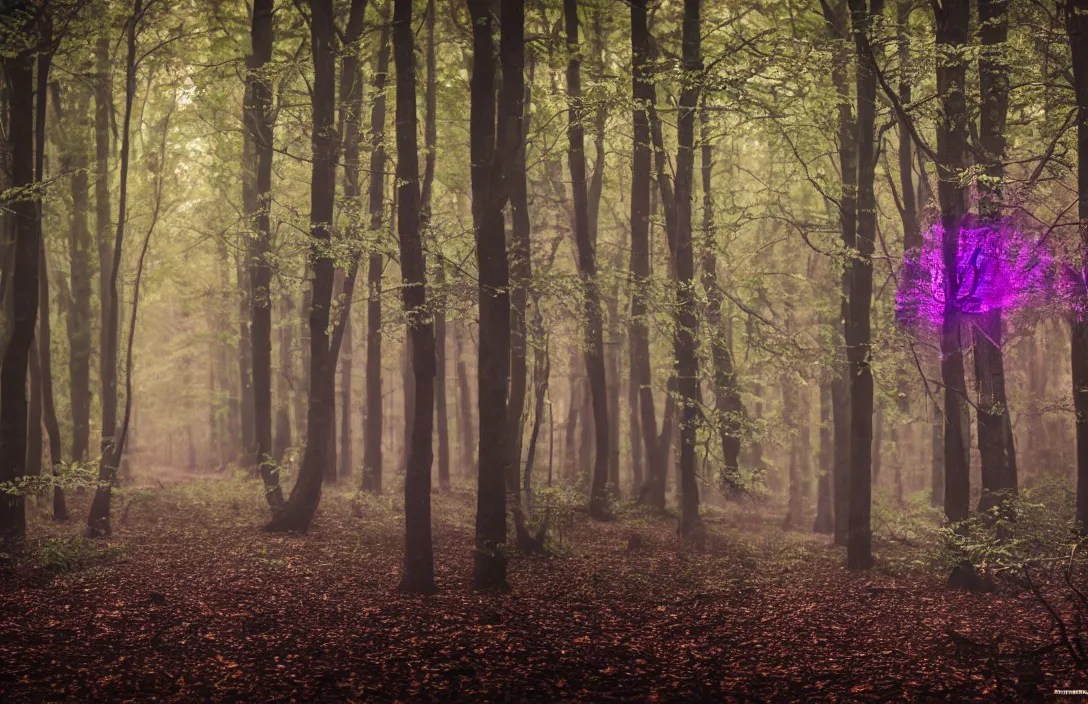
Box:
821, 0, 854, 549
264, 0, 338, 533
245, 0, 284, 506
88, 1, 141, 537
564, 0, 610, 520
844, 0, 880, 570
469, 0, 510, 590
674, 0, 703, 537
630, 0, 663, 510
455, 322, 475, 477
362, 17, 390, 495
0, 37, 36, 546
58, 68, 92, 505
421, 0, 449, 493
34, 28, 65, 518
1068, 0, 1088, 532
392, 0, 436, 593
699, 100, 744, 495
94, 35, 113, 473
975, 0, 1016, 520
934, 0, 972, 526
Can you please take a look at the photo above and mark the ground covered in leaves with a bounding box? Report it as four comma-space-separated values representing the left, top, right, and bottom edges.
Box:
1, 471, 1085, 702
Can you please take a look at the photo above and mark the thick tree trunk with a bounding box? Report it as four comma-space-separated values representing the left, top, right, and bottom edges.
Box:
934, 0, 972, 526
393, 0, 436, 593
564, 0, 610, 520
843, 0, 880, 570
88, 1, 140, 537
674, 0, 702, 538
0, 37, 36, 547
1067, 0, 1088, 532
264, 0, 338, 533
363, 19, 390, 495
469, 0, 510, 589
630, 0, 663, 510
975, 0, 1016, 520
245, 0, 284, 506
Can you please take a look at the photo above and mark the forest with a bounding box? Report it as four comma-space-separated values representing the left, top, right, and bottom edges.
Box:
1, 0, 1088, 699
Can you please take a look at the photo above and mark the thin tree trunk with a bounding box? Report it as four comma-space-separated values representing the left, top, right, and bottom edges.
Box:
934, 0, 971, 526
274, 294, 294, 462
674, 0, 703, 537
88, 1, 141, 537
421, 0, 449, 493
699, 100, 744, 494
393, 0, 436, 593
455, 322, 474, 476
58, 68, 92, 502
33, 27, 65, 518
630, 0, 663, 510
469, 0, 511, 589
363, 15, 390, 495
94, 36, 112, 473
564, 0, 610, 520
264, 0, 339, 533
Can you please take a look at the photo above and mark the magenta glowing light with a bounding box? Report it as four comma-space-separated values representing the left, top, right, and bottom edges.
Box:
896, 220, 1053, 328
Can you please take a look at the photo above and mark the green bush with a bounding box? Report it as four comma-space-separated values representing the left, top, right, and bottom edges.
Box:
34, 537, 125, 575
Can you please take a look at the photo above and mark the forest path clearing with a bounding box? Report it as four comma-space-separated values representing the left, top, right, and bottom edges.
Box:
0, 472, 1080, 702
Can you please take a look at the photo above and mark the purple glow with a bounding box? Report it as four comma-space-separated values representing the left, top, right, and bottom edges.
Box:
896, 220, 1053, 328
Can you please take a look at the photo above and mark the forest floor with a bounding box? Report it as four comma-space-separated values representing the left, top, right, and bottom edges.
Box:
0, 469, 1085, 702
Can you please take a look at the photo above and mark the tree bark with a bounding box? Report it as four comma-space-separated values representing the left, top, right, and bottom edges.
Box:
94, 35, 113, 473
564, 0, 610, 520
88, 0, 141, 537
362, 17, 390, 495
469, 0, 510, 590
934, 0, 971, 526
0, 35, 36, 547
264, 0, 339, 533
674, 0, 702, 538
392, 0, 436, 593
1067, 0, 1088, 532
699, 100, 744, 495
843, 0, 880, 570
245, 0, 284, 506
421, 0, 449, 493
974, 0, 1016, 520
630, 0, 664, 511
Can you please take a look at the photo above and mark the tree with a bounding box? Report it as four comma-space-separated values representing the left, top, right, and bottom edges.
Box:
87, 0, 142, 537
843, 0, 881, 570
974, 0, 1016, 519
338, 0, 368, 483
0, 8, 39, 549
265, 0, 340, 533
362, 12, 390, 495
393, 0, 436, 594
564, 0, 610, 520
1068, 0, 1088, 532
934, 0, 971, 526
245, 0, 284, 508
674, 0, 702, 538
469, 0, 510, 591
